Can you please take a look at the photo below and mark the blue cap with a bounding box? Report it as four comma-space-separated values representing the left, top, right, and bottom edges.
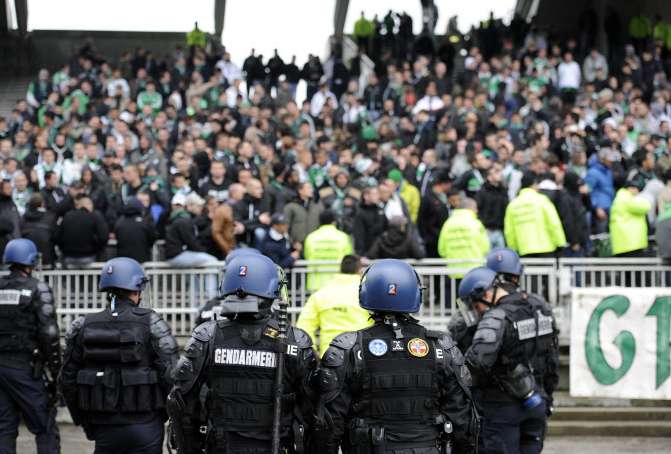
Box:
99, 257, 148, 292
220, 254, 281, 301
458, 267, 498, 302
359, 259, 422, 313
3, 239, 38, 266
486, 247, 524, 276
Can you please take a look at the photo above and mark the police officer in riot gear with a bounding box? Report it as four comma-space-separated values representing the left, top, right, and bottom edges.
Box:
0, 238, 61, 454
458, 266, 559, 454
168, 253, 316, 454
313, 259, 479, 454
60, 257, 179, 453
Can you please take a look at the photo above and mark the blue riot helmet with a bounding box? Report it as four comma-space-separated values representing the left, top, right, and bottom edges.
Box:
486, 247, 523, 284
457, 267, 500, 326
359, 259, 422, 313
219, 254, 285, 314
224, 248, 261, 265
99, 257, 149, 292
3, 238, 39, 267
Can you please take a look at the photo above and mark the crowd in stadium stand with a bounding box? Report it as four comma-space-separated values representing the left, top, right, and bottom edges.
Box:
3, 11, 671, 269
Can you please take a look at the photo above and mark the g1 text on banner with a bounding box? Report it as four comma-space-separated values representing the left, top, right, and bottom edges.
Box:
570, 287, 671, 400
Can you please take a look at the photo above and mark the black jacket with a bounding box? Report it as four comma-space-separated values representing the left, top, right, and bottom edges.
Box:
164, 211, 205, 259
417, 191, 449, 258
352, 202, 387, 256
114, 204, 156, 263
56, 208, 109, 258
564, 190, 591, 247
476, 182, 508, 230
21, 208, 57, 266
40, 187, 70, 217
233, 194, 271, 246
367, 226, 425, 259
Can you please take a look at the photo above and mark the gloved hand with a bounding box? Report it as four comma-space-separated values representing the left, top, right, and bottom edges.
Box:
546, 397, 554, 417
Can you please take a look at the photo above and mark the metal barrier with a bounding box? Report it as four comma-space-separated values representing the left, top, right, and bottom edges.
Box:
39, 258, 560, 336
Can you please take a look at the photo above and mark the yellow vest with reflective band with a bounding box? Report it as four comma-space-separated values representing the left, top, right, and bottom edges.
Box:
186, 28, 207, 48
437, 209, 490, 278
296, 273, 372, 357
400, 180, 421, 224
609, 188, 651, 255
504, 188, 566, 256
303, 225, 353, 292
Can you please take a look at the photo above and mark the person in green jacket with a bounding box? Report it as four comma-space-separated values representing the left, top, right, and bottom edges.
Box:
438, 198, 490, 278
296, 255, 373, 356
504, 171, 566, 257
353, 11, 374, 52
303, 210, 353, 292
610, 179, 651, 256
388, 169, 421, 224
137, 81, 163, 114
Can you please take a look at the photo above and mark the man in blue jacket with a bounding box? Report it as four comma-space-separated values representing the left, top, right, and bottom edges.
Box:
258, 213, 300, 268
584, 147, 618, 233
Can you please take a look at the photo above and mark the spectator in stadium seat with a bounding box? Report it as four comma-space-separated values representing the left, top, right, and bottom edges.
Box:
352, 186, 387, 256
476, 162, 508, 249
20, 193, 57, 267
233, 178, 271, 247
259, 213, 300, 268
114, 197, 156, 263
387, 169, 420, 224
368, 215, 424, 260
418, 170, 452, 258
610, 179, 652, 257
164, 192, 217, 267
56, 193, 109, 268
504, 171, 566, 257
283, 181, 323, 245
585, 147, 618, 234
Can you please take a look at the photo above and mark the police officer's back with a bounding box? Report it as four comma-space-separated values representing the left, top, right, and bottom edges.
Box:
313, 259, 478, 454
458, 267, 559, 454
0, 239, 61, 454
168, 253, 317, 453
60, 257, 179, 454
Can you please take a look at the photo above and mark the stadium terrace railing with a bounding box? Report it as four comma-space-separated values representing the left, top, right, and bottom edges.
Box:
27, 257, 671, 341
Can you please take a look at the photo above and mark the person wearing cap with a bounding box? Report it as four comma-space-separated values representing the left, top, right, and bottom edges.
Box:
312, 259, 478, 454
0, 239, 61, 453
387, 168, 421, 224
61, 257, 178, 453
585, 147, 617, 234
165, 192, 218, 268
296, 255, 372, 356
610, 178, 652, 257
303, 210, 353, 292
168, 253, 316, 453
438, 198, 490, 278
418, 169, 453, 257
503, 171, 566, 257
458, 267, 558, 454
258, 213, 301, 269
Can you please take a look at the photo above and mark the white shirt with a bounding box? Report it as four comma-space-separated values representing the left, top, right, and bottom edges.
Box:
557, 61, 581, 89
215, 59, 242, 85
107, 78, 131, 99
412, 96, 445, 114
310, 90, 338, 117
61, 158, 86, 186
225, 86, 247, 108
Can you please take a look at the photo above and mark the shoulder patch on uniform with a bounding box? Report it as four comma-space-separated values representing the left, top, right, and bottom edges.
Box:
407, 338, 430, 357
322, 347, 345, 367
331, 331, 358, 350
368, 339, 388, 356
291, 327, 313, 348
192, 321, 217, 342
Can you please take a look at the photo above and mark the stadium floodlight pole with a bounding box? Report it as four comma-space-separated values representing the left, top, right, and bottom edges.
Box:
271, 296, 290, 454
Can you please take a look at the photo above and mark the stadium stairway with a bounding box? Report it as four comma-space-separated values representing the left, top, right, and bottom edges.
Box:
0, 76, 30, 118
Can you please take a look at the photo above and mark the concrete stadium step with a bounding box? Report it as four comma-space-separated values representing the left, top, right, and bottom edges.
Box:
553, 390, 671, 408
0, 77, 31, 117
548, 420, 671, 437
552, 407, 671, 421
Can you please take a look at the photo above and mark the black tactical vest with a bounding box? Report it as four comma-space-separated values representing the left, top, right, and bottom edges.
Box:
205, 318, 296, 443
0, 274, 38, 357
497, 293, 556, 386
350, 322, 443, 447
75, 304, 164, 421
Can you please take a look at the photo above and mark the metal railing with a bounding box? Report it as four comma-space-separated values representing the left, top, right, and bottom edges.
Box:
30, 257, 671, 340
